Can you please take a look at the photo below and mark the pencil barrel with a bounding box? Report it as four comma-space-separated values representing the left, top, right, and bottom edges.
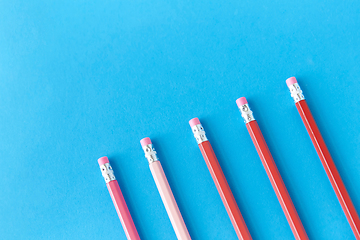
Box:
198, 141, 252, 240
296, 99, 360, 239
149, 161, 191, 240
107, 180, 141, 240
246, 120, 308, 240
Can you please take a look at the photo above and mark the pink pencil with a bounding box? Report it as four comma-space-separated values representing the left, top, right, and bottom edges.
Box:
140, 137, 191, 240
98, 156, 141, 240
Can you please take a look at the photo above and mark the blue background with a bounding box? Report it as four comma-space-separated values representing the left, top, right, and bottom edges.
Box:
0, 0, 359, 239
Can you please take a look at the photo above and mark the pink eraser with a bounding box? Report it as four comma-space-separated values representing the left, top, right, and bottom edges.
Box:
236, 97, 248, 107
286, 77, 297, 87
98, 156, 109, 166
140, 137, 152, 147
189, 117, 201, 127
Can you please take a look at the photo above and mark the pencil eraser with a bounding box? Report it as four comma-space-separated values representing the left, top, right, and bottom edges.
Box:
189, 118, 201, 127
98, 156, 109, 166
236, 97, 248, 107
140, 137, 152, 147
286, 77, 297, 87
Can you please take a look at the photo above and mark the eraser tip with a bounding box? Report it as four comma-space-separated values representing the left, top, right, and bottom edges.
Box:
286, 77, 297, 87
236, 97, 248, 107
189, 118, 201, 127
140, 137, 152, 146
98, 156, 109, 166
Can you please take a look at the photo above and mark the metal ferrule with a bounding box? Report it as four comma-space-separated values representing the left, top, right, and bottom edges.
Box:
142, 144, 159, 164
191, 124, 208, 144
238, 103, 255, 124
288, 83, 305, 103
100, 163, 116, 183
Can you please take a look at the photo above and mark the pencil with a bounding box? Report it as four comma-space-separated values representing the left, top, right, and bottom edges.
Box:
98, 156, 141, 240
236, 97, 308, 240
286, 77, 360, 239
189, 118, 252, 240
140, 137, 191, 240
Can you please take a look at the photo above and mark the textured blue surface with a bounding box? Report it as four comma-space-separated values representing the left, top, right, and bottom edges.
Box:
1, 0, 360, 239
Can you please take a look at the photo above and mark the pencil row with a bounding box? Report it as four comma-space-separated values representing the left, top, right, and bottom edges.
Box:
97, 77, 360, 240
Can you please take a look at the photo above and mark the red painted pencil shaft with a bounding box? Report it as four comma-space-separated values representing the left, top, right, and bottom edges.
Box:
296, 99, 360, 239
98, 157, 141, 240
199, 141, 252, 240
236, 97, 308, 240
246, 121, 308, 240
107, 180, 141, 240
189, 118, 252, 240
286, 77, 360, 239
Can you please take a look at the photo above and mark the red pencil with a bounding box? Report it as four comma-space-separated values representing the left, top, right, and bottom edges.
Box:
286, 77, 360, 239
189, 118, 252, 240
236, 97, 308, 240
98, 157, 141, 240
